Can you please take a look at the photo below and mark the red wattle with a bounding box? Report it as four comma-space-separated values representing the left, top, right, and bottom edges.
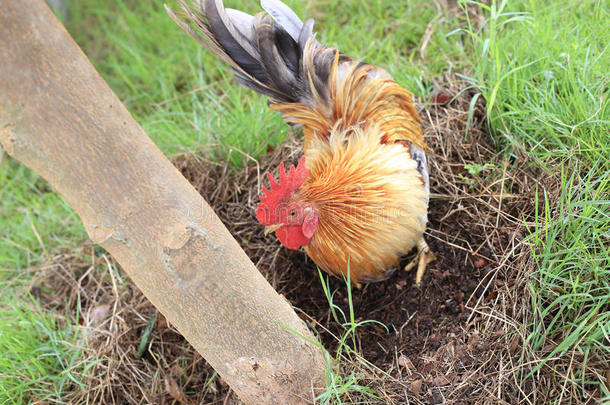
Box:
275, 225, 312, 250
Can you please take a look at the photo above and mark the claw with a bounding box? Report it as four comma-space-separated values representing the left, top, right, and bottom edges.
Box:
404, 238, 435, 287
403, 256, 417, 273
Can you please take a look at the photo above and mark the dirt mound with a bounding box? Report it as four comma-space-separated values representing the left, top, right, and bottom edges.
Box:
34, 79, 541, 404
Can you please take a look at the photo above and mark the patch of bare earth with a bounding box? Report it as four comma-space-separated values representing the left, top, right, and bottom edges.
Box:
32, 80, 587, 404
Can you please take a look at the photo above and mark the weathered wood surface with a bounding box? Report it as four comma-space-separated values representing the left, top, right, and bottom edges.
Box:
0, 1, 325, 403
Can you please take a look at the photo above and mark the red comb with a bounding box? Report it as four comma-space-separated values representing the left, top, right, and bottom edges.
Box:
256, 156, 308, 225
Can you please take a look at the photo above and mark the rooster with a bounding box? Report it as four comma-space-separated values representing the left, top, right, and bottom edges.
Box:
167, 0, 435, 285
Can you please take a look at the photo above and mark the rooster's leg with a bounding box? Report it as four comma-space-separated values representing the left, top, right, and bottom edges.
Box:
415, 238, 435, 286
404, 238, 436, 286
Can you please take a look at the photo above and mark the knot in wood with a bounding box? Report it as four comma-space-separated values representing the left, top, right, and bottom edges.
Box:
163, 226, 218, 283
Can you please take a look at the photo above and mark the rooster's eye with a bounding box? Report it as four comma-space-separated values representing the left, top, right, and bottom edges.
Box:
289, 211, 296, 217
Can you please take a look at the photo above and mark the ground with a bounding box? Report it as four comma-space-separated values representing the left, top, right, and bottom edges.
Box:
0, 0, 608, 404
23, 81, 602, 404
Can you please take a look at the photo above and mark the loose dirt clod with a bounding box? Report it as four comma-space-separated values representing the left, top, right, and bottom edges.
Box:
32, 79, 571, 404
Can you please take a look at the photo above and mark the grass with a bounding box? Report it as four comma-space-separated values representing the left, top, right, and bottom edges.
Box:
67, 0, 289, 163
283, 268, 381, 404
0, 163, 84, 276
458, 0, 608, 400
0, 158, 86, 404
0, 0, 607, 402
0, 294, 87, 404
314, 267, 387, 404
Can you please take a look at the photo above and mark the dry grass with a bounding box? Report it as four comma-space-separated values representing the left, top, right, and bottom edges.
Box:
29, 78, 606, 404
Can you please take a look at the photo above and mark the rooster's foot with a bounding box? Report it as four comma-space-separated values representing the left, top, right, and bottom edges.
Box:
404, 238, 435, 287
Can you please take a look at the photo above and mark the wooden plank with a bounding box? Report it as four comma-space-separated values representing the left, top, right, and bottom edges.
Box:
0, 1, 325, 403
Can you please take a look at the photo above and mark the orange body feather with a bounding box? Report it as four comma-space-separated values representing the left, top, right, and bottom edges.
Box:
274, 51, 429, 282
300, 125, 428, 282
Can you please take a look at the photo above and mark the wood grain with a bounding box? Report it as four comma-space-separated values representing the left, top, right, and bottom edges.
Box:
0, 1, 325, 403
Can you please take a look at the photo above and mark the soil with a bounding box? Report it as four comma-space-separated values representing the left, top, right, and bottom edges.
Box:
33, 81, 540, 404
171, 82, 539, 403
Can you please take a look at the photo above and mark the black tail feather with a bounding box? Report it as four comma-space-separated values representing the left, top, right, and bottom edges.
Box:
254, 15, 300, 99
167, 0, 342, 105
203, 0, 266, 82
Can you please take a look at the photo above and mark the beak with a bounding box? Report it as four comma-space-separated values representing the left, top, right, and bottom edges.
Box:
264, 224, 283, 236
